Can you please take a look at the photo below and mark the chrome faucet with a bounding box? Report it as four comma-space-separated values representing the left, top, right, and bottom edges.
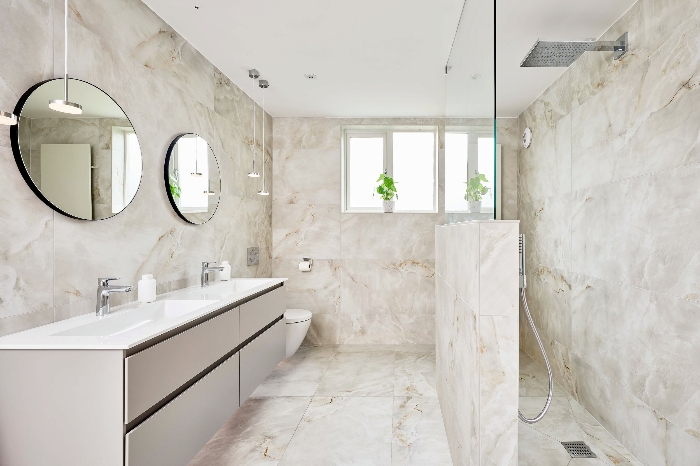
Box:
96, 278, 132, 317
201, 262, 224, 287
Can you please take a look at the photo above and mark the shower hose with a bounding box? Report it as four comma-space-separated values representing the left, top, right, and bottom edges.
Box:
518, 288, 553, 424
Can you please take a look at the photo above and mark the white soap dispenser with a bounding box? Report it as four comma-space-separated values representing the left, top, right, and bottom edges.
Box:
220, 261, 231, 281
138, 274, 157, 303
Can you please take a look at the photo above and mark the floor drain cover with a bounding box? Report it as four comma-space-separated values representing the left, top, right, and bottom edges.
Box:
561, 441, 597, 458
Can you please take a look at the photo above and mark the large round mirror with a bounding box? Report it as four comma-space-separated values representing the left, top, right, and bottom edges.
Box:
164, 134, 221, 225
10, 78, 142, 220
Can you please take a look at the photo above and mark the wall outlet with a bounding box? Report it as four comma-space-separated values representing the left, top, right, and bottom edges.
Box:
247, 247, 259, 266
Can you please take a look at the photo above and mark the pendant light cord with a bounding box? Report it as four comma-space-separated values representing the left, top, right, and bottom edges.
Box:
261, 87, 265, 190
63, 0, 68, 100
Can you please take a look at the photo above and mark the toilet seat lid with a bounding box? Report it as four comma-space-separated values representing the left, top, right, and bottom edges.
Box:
285, 309, 312, 323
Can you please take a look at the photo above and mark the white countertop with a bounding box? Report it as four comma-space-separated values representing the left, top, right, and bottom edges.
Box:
0, 278, 287, 350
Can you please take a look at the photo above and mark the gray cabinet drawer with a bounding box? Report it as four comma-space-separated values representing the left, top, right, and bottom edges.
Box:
125, 353, 239, 466
240, 286, 285, 342
240, 319, 285, 404
125, 307, 240, 423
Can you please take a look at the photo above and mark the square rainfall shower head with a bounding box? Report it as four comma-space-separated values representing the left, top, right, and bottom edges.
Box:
520, 33, 628, 67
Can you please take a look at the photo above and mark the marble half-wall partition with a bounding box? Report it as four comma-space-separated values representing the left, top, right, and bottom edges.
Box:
435, 220, 519, 466
272, 117, 519, 345
0, 0, 273, 335
517, 0, 700, 463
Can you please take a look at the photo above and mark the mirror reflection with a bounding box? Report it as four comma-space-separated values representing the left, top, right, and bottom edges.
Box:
165, 134, 221, 225
13, 78, 142, 220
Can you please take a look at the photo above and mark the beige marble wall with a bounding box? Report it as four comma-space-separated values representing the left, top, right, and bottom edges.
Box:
517, 0, 700, 463
0, 0, 273, 335
435, 220, 519, 466
272, 117, 518, 344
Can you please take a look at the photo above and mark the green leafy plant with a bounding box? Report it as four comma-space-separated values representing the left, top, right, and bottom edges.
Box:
374, 173, 398, 201
169, 173, 181, 199
464, 173, 489, 201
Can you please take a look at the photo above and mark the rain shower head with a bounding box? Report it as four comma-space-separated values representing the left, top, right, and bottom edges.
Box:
521, 32, 628, 67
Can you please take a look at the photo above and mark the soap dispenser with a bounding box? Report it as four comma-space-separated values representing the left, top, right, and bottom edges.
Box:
138, 274, 157, 303
220, 261, 231, 281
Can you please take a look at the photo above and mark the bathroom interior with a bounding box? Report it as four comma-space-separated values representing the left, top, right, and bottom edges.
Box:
0, 0, 697, 465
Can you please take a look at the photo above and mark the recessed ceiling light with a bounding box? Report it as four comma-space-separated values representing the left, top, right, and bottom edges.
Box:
304, 74, 317, 79
471, 74, 481, 80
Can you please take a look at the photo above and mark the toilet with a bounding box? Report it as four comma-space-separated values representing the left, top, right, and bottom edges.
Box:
284, 309, 312, 358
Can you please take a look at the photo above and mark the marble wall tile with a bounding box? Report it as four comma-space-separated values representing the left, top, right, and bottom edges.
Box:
0, 0, 273, 335
272, 259, 341, 315
340, 259, 435, 316
339, 314, 435, 345
272, 147, 341, 205
519, 193, 572, 272
479, 222, 519, 316
272, 203, 340, 259
304, 314, 341, 346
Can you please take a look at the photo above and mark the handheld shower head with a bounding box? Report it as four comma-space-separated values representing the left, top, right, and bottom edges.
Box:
519, 234, 527, 289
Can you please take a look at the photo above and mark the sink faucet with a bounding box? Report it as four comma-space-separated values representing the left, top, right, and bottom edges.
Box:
96, 278, 133, 317
201, 262, 225, 287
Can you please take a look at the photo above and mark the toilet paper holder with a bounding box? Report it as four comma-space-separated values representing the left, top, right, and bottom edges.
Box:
299, 257, 313, 272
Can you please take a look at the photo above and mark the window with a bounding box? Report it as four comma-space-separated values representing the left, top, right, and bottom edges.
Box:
343, 127, 437, 212
111, 127, 141, 213
445, 130, 498, 214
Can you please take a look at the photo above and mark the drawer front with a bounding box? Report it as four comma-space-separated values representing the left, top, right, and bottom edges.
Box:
126, 353, 239, 466
240, 286, 285, 342
240, 319, 285, 404
125, 307, 240, 423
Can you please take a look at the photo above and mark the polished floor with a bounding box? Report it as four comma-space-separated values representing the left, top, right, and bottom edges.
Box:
188, 345, 643, 465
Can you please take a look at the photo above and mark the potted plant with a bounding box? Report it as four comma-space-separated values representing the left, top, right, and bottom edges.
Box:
374, 173, 398, 213
464, 173, 489, 213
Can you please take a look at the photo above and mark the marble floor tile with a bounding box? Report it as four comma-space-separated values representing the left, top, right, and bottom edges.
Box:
188, 397, 311, 466
251, 345, 339, 397
337, 344, 398, 353
392, 397, 451, 466
518, 423, 576, 466
394, 350, 437, 397
316, 350, 395, 396
278, 397, 392, 466
519, 397, 584, 442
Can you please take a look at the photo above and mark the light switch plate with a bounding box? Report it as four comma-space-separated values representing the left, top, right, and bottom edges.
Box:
247, 247, 259, 266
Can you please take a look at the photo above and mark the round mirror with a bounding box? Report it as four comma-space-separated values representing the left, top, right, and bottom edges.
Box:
10, 78, 143, 220
164, 134, 221, 225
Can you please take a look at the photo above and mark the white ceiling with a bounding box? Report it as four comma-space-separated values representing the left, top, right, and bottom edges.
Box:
143, 0, 638, 119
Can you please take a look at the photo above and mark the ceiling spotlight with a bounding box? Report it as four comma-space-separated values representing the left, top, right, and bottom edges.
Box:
0, 111, 19, 126
471, 74, 481, 80
304, 74, 317, 79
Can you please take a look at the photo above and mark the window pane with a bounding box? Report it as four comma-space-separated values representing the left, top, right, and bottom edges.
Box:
445, 133, 469, 212
348, 136, 384, 210
393, 132, 435, 211
477, 137, 495, 211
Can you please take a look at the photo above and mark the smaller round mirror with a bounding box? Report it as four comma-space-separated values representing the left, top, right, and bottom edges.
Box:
165, 134, 221, 225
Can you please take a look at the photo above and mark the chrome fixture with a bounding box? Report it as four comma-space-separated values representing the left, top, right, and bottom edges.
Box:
521, 32, 628, 67
248, 69, 260, 178
96, 278, 132, 317
518, 234, 553, 424
0, 111, 18, 126
304, 74, 317, 79
191, 136, 202, 177
49, 0, 82, 114
258, 79, 270, 196
201, 261, 224, 287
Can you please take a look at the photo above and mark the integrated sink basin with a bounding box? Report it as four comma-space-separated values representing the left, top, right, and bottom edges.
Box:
188, 278, 272, 295
52, 300, 218, 338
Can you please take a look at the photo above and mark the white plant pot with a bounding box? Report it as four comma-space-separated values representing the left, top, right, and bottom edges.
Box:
383, 200, 395, 213
468, 200, 482, 213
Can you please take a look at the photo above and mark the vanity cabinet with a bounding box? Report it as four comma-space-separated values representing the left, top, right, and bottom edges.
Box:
0, 283, 286, 466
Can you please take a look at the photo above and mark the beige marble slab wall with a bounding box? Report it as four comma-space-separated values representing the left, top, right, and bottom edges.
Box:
0, 0, 273, 334
435, 220, 519, 466
517, 0, 700, 463
272, 118, 518, 345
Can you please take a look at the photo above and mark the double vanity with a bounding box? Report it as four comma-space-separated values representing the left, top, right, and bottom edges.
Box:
0, 278, 287, 466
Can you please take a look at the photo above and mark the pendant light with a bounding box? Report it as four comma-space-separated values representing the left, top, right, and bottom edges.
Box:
0, 111, 19, 126
204, 179, 216, 196
247, 69, 260, 178
191, 136, 202, 177
258, 79, 269, 196
49, 0, 82, 115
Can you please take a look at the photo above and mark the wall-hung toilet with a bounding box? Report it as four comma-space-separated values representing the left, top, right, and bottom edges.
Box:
284, 309, 312, 358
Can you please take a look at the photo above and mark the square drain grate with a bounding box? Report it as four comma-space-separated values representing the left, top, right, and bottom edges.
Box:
562, 441, 597, 458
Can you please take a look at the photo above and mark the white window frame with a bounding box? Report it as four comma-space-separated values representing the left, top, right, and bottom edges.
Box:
445, 128, 501, 216
342, 125, 438, 213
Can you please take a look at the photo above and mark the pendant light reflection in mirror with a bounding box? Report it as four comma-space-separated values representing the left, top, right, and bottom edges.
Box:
49, 0, 82, 115
258, 79, 269, 196
248, 69, 260, 178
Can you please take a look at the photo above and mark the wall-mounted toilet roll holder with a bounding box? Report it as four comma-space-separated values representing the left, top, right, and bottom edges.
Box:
299, 258, 313, 272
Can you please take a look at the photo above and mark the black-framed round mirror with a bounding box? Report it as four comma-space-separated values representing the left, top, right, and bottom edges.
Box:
164, 134, 221, 225
10, 78, 143, 220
